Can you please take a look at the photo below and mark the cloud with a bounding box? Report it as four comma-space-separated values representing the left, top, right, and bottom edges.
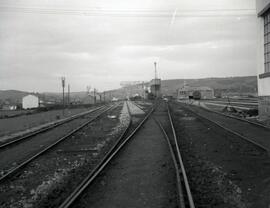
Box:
0, 0, 257, 92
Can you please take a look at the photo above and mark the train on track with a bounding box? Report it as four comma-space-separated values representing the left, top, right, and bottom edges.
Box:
192, 91, 201, 100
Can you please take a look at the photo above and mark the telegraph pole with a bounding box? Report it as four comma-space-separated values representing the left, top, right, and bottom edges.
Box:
68, 84, 70, 106
86, 85, 92, 105
154, 62, 157, 97
154, 62, 157, 80
94, 88, 96, 105
142, 81, 145, 101
61, 77, 66, 114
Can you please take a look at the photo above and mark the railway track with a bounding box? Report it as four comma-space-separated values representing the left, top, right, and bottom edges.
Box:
154, 103, 195, 208
202, 101, 256, 111
198, 102, 270, 130
58, 101, 154, 208
171, 102, 270, 207
0, 101, 194, 208
177, 102, 269, 152
58, 101, 195, 208
0, 105, 107, 149
0, 101, 159, 208
0, 103, 118, 183
204, 100, 258, 106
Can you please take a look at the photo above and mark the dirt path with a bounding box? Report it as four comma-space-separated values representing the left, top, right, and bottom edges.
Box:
72, 112, 177, 208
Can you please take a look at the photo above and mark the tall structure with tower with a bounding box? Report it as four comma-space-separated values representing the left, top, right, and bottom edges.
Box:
149, 62, 162, 98
256, 0, 270, 120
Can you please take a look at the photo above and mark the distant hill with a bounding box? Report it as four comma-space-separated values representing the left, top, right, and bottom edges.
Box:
0, 90, 31, 104
0, 76, 258, 104
0, 90, 98, 105
107, 76, 258, 99
161, 76, 257, 96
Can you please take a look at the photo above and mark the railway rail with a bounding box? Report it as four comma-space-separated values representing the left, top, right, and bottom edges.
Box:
0, 101, 159, 208
0, 105, 107, 149
0, 103, 118, 183
58, 101, 154, 208
0, 100, 195, 207
59, 101, 195, 208
204, 100, 258, 106
202, 101, 256, 110
177, 102, 269, 152
171, 101, 270, 207
154, 103, 195, 208
198, 102, 270, 130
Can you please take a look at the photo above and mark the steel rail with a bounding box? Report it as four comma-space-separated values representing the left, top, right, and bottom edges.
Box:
130, 100, 145, 111
0, 105, 107, 149
182, 101, 270, 130
58, 104, 155, 208
155, 118, 186, 208
206, 100, 258, 106
0, 103, 119, 184
167, 104, 196, 208
202, 105, 270, 130
182, 104, 269, 152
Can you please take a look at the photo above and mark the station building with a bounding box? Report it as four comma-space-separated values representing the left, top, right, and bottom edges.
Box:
257, 0, 270, 120
177, 85, 214, 100
22, 95, 39, 109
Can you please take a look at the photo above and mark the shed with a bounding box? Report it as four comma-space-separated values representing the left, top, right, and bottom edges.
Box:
178, 85, 214, 99
22, 95, 39, 109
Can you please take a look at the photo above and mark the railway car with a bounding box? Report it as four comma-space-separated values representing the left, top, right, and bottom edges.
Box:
193, 91, 201, 100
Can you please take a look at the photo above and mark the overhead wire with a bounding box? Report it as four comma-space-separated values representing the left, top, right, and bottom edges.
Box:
0, 6, 256, 17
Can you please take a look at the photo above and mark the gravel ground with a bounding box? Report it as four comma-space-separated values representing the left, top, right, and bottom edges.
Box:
0, 109, 36, 119
70, 103, 177, 208
182, 102, 270, 150
0, 106, 99, 137
180, 100, 266, 126
0, 103, 130, 208
0, 106, 110, 176
170, 102, 270, 208
127, 101, 145, 115
133, 101, 153, 111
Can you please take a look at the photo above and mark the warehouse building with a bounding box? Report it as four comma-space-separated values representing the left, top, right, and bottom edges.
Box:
257, 0, 270, 120
22, 95, 39, 109
178, 85, 214, 100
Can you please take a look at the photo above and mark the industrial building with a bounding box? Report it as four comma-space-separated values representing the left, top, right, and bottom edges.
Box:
149, 78, 161, 98
22, 95, 39, 109
257, 0, 270, 120
177, 85, 214, 100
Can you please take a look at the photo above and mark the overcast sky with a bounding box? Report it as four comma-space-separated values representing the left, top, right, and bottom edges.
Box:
0, 0, 256, 92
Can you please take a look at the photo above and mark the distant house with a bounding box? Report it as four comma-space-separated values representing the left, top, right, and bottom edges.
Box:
2, 104, 17, 110
178, 85, 214, 99
1, 100, 18, 110
22, 95, 39, 109
81, 92, 100, 105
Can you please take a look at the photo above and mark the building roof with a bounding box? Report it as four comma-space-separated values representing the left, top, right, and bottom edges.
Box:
22, 94, 39, 99
178, 85, 213, 91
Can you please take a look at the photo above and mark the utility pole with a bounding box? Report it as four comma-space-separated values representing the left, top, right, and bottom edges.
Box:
86, 85, 91, 105
154, 62, 157, 97
68, 84, 70, 106
61, 77, 65, 107
94, 88, 96, 105
103, 91, 106, 103
154, 62, 157, 80
61, 77, 65, 115
142, 81, 145, 101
